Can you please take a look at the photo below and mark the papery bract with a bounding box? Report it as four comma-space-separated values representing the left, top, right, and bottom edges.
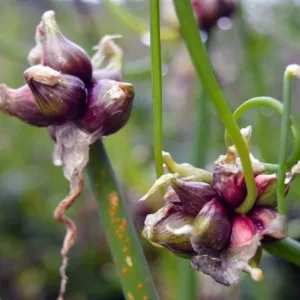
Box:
248, 207, 288, 242
163, 151, 213, 183
91, 35, 123, 82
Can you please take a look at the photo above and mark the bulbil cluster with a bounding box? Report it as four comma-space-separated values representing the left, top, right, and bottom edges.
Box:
141, 126, 288, 286
0, 10, 134, 300
0, 11, 134, 136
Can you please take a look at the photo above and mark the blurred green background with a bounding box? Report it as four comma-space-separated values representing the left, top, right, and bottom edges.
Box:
1, 0, 300, 299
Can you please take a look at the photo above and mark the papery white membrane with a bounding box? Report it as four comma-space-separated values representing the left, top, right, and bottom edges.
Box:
166, 224, 193, 235
262, 214, 288, 240
191, 235, 261, 286
51, 122, 100, 299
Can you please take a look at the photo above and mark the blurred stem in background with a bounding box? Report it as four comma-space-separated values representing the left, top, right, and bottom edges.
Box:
87, 141, 159, 300
192, 82, 209, 168
237, 4, 272, 162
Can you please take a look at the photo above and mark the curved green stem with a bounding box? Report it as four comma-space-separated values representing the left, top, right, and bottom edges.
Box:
150, 0, 164, 178
173, 0, 257, 214
87, 141, 159, 300
224, 96, 300, 170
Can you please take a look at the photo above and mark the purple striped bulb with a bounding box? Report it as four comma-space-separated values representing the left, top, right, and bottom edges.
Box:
0, 84, 59, 127
24, 65, 87, 123
171, 178, 219, 216
229, 215, 256, 249
191, 199, 231, 252
78, 79, 134, 137
143, 202, 196, 257
36, 11, 92, 85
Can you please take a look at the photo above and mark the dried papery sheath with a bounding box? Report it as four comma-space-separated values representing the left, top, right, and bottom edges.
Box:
248, 207, 288, 242
143, 202, 195, 256
92, 35, 123, 81
24, 65, 87, 122
171, 178, 219, 215
39, 10, 92, 84
191, 199, 231, 252
291, 160, 300, 175
254, 174, 277, 207
162, 151, 213, 183
77, 79, 134, 137
0, 83, 57, 126
50, 122, 100, 299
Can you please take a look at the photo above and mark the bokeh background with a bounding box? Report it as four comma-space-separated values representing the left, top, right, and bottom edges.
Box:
1, 0, 300, 299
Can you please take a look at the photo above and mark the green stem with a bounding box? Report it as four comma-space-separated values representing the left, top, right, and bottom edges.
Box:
87, 141, 159, 300
224, 97, 300, 170
264, 238, 300, 266
277, 71, 293, 215
173, 0, 257, 214
150, 0, 164, 178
